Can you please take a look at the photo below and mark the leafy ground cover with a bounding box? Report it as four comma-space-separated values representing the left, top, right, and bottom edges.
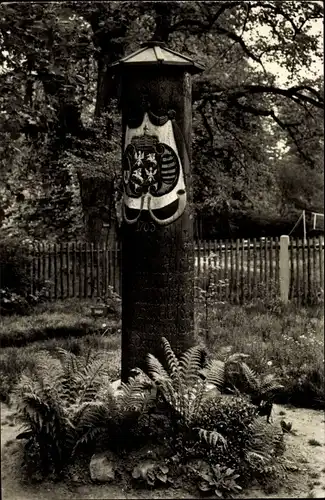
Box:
1, 341, 325, 499
0, 296, 324, 498
1, 339, 289, 496
195, 301, 324, 410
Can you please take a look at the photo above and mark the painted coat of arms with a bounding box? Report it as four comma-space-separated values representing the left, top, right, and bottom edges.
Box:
122, 113, 186, 225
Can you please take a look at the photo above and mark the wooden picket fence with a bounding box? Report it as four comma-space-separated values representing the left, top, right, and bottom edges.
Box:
25, 236, 324, 305
27, 242, 121, 301
195, 237, 324, 305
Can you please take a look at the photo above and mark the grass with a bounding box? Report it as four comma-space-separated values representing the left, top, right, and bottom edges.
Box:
0, 297, 324, 410
0, 299, 121, 403
195, 299, 324, 409
0, 299, 120, 347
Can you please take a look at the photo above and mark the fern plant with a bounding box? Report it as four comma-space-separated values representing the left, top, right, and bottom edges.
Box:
13, 348, 156, 478
72, 369, 157, 455
226, 360, 284, 421
242, 416, 287, 491
14, 352, 77, 477
146, 337, 227, 449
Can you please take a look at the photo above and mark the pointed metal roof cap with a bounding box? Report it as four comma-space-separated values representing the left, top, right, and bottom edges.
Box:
110, 41, 204, 74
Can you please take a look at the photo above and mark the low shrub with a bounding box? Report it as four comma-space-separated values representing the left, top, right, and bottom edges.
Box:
0, 237, 32, 293
196, 395, 259, 469
277, 359, 325, 408
0, 289, 32, 316
0, 238, 47, 315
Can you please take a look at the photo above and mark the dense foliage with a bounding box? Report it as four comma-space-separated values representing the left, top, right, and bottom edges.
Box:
0, 237, 48, 315
0, 1, 323, 241
13, 337, 289, 495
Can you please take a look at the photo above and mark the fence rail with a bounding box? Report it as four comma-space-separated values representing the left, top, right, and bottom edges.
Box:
24, 236, 324, 305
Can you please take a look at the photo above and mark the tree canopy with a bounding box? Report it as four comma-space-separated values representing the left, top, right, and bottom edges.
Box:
0, 1, 323, 241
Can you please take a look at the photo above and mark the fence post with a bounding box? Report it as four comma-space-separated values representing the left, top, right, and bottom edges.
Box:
279, 235, 290, 304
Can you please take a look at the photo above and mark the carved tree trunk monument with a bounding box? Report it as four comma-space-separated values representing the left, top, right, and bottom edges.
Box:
111, 42, 204, 381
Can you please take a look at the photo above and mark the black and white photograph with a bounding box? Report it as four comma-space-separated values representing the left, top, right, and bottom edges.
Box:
0, 1, 324, 499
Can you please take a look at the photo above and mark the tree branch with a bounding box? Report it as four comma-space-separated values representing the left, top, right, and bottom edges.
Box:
254, 2, 299, 34
169, 2, 243, 33
200, 84, 324, 109
214, 25, 262, 64
230, 100, 315, 167
197, 102, 214, 145
240, 3, 251, 37
168, 3, 265, 65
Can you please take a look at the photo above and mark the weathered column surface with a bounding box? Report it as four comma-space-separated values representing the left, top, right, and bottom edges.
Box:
111, 42, 204, 381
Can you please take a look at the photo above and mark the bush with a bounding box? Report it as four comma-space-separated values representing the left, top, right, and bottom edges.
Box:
197, 395, 259, 469
0, 237, 47, 315
0, 288, 32, 316
194, 395, 286, 492
0, 237, 31, 293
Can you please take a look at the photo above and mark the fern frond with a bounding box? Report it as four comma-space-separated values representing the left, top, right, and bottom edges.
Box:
159, 379, 182, 416
76, 358, 109, 405
179, 345, 205, 387
161, 337, 179, 380
72, 426, 106, 456
17, 388, 73, 444
147, 353, 179, 411
96, 381, 117, 406
195, 427, 227, 448
205, 359, 225, 390
119, 375, 156, 413
260, 375, 284, 397
245, 417, 284, 458
227, 353, 250, 363
240, 362, 260, 392
74, 401, 112, 429
147, 353, 170, 382
246, 450, 271, 464
187, 378, 209, 424
55, 348, 82, 373
28, 353, 65, 394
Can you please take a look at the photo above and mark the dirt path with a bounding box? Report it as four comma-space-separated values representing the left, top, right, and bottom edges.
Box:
1, 403, 324, 499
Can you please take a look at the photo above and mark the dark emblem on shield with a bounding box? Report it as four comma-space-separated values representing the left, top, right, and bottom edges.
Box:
122, 133, 180, 198
122, 117, 187, 226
